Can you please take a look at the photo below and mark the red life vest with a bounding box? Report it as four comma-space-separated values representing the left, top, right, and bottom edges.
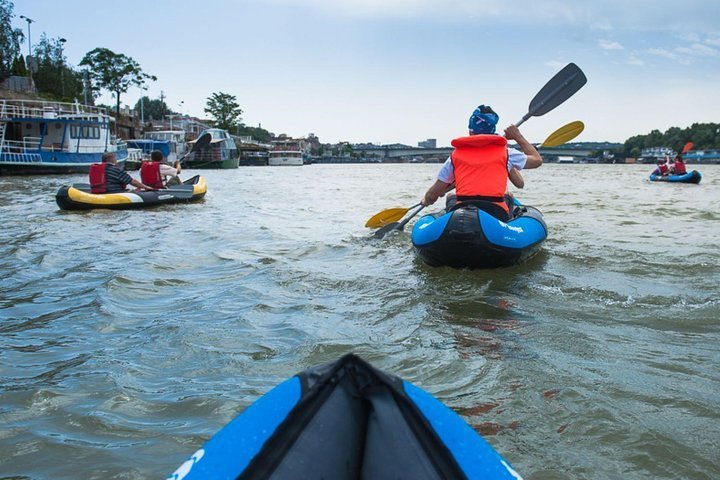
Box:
89, 163, 107, 193
657, 163, 669, 175
672, 161, 686, 174
140, 161, 164, 189
451, 134, 509, 214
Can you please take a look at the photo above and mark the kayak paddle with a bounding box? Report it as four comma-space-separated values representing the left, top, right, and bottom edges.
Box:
365, 203, 421, 228
373, 204, 426, 239
540, 121, 584, 147
515, 63, 587, 127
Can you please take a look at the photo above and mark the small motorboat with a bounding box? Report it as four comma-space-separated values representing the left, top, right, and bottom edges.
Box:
55, 175, 207, 210
169, 354, 522, 480
411, 200, 547, 269
649, 170, 702, 184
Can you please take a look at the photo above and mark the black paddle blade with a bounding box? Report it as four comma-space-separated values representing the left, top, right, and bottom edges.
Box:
525, 63, 587, 120
373, 221, 401, 239
372, 204, 425, 239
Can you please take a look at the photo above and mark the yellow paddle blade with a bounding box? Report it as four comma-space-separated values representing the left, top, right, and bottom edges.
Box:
365, 207, 410, 228
541, 121, 584, 147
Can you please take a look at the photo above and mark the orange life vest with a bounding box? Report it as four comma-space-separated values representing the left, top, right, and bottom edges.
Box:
451, 134, 509, 213
672, 160, 686, 174
140, 161, 164, 189
89, 163, 107, 193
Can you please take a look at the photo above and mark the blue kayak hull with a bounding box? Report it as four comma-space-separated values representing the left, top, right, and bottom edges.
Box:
169, 354, 522, 480
411, 203, 548, 269
649, 170, 701, 184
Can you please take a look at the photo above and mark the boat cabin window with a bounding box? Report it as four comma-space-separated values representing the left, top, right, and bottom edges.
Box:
69, 125, 101, 139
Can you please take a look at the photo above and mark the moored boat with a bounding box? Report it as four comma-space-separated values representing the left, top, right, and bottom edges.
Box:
411, 200, 547, 269
55, 175, 207, 210
124, 148, 143, 171
169, 353, 522, 480
184, 128, 239, 169
0, 99, 127, 174
649, 170, 701, 184
268, 137, 304, 166
143, 130, 188, 164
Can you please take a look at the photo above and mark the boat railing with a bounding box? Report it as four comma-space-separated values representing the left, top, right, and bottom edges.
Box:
1, 138, 64, 153
0, 99, 108, 120
1, 137, 121, 154
23, 137, 42, 150
0, 139, 27, 153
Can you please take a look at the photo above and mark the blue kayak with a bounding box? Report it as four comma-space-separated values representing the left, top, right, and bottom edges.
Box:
649, 170, 701, 184
169, 354, 522, 480
411, 201, 547, 269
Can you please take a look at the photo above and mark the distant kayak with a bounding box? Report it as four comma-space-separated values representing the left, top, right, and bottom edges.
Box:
169, 353, 523, 480
649, 170, 701, 184
411, 200, 547, 269
55, 175, 207, 210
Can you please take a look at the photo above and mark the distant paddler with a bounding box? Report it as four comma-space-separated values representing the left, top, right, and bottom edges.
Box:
140, 150, 183, 189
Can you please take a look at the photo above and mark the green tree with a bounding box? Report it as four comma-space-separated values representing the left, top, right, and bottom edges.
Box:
79, 47, 156, 117
30, 35, 84, 101
133, 96, 174, 121
10, 54, 27, 76
0, 0, 24, 80
236, 124, 272, 143
623, 123, 720, 154
204, 92, 243, 131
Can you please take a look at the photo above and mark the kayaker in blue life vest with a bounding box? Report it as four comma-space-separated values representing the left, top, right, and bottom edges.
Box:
89, 152, 151, 194
420, 105, 542, 221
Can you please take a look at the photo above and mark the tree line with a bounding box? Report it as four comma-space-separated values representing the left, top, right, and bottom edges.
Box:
623, 123, 720, 157
0, 0, 272, 140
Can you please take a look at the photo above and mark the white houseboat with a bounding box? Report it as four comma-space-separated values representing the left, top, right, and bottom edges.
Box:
268, 137, 304, 166
0, 99, 127, 174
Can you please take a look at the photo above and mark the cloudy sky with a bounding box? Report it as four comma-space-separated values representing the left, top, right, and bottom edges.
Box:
13, 0, 720, 146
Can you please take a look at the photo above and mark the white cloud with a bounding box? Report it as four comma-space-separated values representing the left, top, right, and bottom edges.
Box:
648, 48, 677, 59
705, 36, 720, 47
599, 39, 624, 50
679, 33, 701, 42
544, 60, 568, 70
627, 56, 644, 66
676, 43, 719, 57
271, 0, 720, 36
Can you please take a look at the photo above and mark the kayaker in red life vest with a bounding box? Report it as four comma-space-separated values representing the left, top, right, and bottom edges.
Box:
140, 150, 183, 189
652, 157, 670, 176
420, 105, 542, 221
670, 154, 687, 175
89, 152, 152, 194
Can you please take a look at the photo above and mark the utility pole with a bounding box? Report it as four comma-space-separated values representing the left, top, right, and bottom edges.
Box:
19, 15, 33, 57
19, 15, 34, 88
82, 70, 89, 104
59, 38, 67, 98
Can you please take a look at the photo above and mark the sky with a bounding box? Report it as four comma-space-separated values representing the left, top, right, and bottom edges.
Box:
11, 0, 720, 146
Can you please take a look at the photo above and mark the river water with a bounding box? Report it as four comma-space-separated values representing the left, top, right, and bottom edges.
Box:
0, 164, 718, 479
